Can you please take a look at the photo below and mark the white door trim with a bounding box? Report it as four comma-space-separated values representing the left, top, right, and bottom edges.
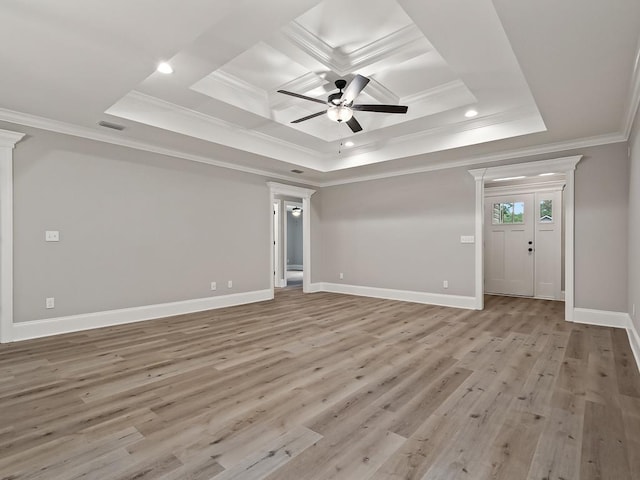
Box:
0, 128, 26, 343
267, 182, 315, 294
469, 155, 582, 320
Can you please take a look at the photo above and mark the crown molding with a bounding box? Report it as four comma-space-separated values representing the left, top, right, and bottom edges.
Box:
0, 108, 322, 186
281, 21, 426, 77
0, 129, 25, 148
319, 132, 624, 187
346, 24, 426, 73
108, 91, 331, 170
401, 79, 472, 105
269, 72, 327, 110
471, 156, 581, 182
191, 70, 268, 107
281, 22, 340, 74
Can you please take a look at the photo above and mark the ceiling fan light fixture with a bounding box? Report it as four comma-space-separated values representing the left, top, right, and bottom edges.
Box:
291, 207, 302, 217
327, 106, 353, 123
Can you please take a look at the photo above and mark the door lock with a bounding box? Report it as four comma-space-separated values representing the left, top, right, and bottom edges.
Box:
528, 248, 533, 252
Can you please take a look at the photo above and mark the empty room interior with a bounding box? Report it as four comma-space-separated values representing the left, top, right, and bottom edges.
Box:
2, 1, 640, 479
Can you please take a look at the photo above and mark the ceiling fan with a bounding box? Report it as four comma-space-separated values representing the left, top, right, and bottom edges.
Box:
277, 74, 408, 133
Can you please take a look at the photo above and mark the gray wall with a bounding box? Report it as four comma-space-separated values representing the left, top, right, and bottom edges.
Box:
574, 143, 629, 312
286, 209, 303, 268
7, 125, 632, 324
314, 167, 477, 296
313, 143, 629, 312
629, 106, 640, 331
13, 126, 271, 322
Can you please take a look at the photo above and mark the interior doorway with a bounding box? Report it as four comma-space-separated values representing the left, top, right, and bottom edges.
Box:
469, 155, 581, 321
484, 181, 564, 300
284, 201, 303, 287
267, 182, 315, 295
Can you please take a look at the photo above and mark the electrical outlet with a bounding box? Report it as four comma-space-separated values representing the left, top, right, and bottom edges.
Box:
443, 280, 449, 289
227, 280, 233, 289
339, 272, 344, 280
46, 297, 55, 309
210, 281, 217, 291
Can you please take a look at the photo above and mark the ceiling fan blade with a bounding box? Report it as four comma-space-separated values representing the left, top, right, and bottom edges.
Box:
291, 110, 327, 123
341, 75, 370, 104
346, 116, 363, 133
352, 104, 408, 114
277, 90, 327, 105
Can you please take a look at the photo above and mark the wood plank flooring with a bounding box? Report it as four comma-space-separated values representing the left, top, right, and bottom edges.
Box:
1, 289, 639, 479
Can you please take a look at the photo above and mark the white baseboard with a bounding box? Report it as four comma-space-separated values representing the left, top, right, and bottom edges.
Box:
573, 307, 640, 373
11, 289, 273, 342
308, 282, 476, 310
628, 320, 640, 374
572, 307, 631, 329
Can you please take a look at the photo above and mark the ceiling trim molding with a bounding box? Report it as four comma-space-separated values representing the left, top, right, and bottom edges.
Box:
360, 78, 399, 105
0, 108, 322, 187
0, 128, 26, 148
318, 132, 623, 187
281, 22, 339, 73
484, 180, 566, 196
401, 79, 470, 105
281, 21, 426, 77
346, 24, 426, 73
269, 72, 326, 109
109, 91, 326, 162
469, 156, 581, 182
623, 41, 640, 138
192, 70, 268, 106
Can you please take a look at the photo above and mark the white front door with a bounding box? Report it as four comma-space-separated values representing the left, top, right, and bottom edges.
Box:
484, 194, 535, 296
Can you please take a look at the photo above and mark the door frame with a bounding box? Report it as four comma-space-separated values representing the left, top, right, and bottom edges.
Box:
469, 155, 582, 321
283, 201, 303, 286
267, 182, 315, 295
273, 200, 283, 288
484, 181, 565, 300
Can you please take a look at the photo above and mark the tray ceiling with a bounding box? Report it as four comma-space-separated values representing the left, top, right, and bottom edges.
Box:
0, 0, 638, 184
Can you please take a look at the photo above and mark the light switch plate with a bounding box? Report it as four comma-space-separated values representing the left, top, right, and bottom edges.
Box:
45, 231, 60, 242
460, 235, 475, 244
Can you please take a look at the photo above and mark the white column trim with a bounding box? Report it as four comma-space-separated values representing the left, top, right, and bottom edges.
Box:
468, 155, 582, 320
267, 182, 316, 295
0, 128, 26, 343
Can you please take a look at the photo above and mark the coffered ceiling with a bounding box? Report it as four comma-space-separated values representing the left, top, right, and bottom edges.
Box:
0, 0, 639, 185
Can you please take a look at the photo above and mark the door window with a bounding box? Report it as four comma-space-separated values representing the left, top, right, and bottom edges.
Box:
492, 201, 525, 224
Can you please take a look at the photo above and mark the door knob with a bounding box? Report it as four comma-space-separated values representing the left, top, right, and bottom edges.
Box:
528, 248, 533, 252
528, 241, 533, 245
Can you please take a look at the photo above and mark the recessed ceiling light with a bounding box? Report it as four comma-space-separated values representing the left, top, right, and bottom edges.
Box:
157, 62, 173, 74
493, 176, 526, 182
344, 141, 354, 147
538, 172, 556, 176
464, 109, 478, 118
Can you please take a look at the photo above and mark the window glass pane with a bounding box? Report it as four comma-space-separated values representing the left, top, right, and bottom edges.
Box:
513, 202, 524, 223
540, 199, 553, 222
502, 203, 514, 223
492, 203, 502, 224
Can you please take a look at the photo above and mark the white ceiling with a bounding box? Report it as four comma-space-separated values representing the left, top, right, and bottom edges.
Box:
1, 0, 639, 186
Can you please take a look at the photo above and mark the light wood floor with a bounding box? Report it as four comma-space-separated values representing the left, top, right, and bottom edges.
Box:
1, 290, 639, 480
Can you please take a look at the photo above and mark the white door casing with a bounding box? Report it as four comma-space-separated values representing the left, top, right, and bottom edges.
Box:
267, 182, 315, 295
485, 193, 535, 296
469, 155, 582, 321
